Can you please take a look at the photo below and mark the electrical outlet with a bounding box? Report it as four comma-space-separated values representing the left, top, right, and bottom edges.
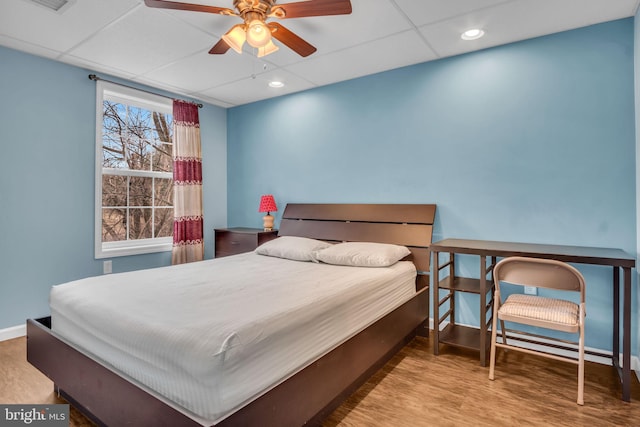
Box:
524, 286, 537, 295
103, 260, 112, 274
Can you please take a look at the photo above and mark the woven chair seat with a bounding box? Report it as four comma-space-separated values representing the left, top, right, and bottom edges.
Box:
500, 293, 579, 333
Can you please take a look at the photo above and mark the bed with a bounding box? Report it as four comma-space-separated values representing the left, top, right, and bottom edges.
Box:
27, 203, 436, 426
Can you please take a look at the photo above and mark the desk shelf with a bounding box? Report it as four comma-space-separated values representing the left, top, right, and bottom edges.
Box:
438, 276, 484, 293
431, 249, 495, 366
439, 324, 492, 352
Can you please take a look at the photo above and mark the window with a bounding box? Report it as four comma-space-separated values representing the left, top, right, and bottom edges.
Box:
95, 81, 173, 258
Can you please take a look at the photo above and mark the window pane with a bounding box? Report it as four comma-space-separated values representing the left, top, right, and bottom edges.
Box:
103, 101, 125, 129
102, 175, 127, 206
126, 105, 151, 133
102, 208, 126, 242
152, 113, 173, 143
102, 101, 127, 169
155, 208, 173, 238
154, 178, 173, 207
153, 141, 173, 173
128, 208, 153, 240
102, 102, 173, 173
126, 136, 152, 171
151, 112, 173, 173
103, 134, 127, 169
129, 177, 152, 207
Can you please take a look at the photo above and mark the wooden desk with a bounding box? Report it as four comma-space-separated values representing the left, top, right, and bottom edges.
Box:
430, 238, 635, 402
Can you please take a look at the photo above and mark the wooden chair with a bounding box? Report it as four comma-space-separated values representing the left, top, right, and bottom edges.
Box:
488, 256, 586, 405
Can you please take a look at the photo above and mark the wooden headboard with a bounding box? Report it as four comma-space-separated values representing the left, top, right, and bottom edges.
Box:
278, 203, 436, 274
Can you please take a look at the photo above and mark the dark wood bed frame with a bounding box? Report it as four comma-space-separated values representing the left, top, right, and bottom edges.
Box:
27, 203, 436, 426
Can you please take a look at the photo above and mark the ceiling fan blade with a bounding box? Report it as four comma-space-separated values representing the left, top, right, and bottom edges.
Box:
144, 0, 235, 15
268, 22, 317, 57
209, 38, 231, 54
276, 0, 352, 19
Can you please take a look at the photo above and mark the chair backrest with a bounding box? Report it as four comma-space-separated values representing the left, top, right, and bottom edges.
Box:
494, 257, 585, 299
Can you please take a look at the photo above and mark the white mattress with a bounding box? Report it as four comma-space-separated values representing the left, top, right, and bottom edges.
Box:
49, 253, 416, 425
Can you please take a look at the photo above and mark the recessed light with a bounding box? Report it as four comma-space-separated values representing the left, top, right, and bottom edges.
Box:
461, 28, 485, 41
269, 81, 284, 88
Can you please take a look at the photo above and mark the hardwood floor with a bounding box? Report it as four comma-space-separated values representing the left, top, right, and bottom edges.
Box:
2, 335, 640, 426
0, 335, 93, 426
326, 339, 640, 426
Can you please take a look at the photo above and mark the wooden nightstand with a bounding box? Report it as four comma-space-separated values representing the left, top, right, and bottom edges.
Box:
214, 228, 278, 258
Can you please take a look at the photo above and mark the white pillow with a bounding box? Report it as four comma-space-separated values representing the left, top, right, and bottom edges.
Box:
313, 242, 411, 267
255, 236, 332, 262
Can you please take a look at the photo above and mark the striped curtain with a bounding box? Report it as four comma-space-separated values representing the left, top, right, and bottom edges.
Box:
172, 100, 204, 264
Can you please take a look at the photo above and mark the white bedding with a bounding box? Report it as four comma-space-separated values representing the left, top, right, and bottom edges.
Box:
50, 252, 416, 425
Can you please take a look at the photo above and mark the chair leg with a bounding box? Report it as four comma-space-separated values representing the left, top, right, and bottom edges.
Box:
577, 319, 585, 405
489, 313, 500, 381
500, 320, 507, 345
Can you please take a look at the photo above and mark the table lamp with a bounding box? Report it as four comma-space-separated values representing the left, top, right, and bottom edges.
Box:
258, 195, 277, 231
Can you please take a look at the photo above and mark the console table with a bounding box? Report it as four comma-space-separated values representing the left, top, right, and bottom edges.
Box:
430, 238, 635, 402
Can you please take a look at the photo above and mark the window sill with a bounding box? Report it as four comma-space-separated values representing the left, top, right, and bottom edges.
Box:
95, 241, 172, 259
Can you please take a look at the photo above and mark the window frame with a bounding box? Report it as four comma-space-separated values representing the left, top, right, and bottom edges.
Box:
94, 81, 174, 259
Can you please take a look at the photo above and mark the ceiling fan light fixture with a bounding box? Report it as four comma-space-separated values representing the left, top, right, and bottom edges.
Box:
258, 40, 280, 58
246, 19, 271, 48
144, 0, 354, 58
461, 28, 485, 41
222, 25, 246, 53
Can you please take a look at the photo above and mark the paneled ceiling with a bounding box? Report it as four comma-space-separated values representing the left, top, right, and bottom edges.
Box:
1, 0, 638, 107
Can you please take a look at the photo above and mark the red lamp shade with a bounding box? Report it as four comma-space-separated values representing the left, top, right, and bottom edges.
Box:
259, 195, 277, 213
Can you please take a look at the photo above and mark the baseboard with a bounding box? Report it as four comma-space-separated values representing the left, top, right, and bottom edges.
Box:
0, 324, 26, 341
430, 318, 640, 380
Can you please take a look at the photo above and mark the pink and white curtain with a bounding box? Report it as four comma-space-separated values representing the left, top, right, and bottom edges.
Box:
172, 100, 204, 264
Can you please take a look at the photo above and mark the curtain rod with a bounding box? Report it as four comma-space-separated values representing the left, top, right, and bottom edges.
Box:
88, 74, 203, 108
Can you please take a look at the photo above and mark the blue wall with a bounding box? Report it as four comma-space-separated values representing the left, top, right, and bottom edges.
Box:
228, 19, 636, 353
0, 46, 228, 329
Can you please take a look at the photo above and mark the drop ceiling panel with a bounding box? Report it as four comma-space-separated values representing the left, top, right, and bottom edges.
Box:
127, 77, 212, 104
0, 0, 139, 53
196, 95, 234, 109
513, 0, 639, 30
0, 34, 61, 60
257, 45, 308, 68
62, 54, 138, 81
201, 68, 315, 105
393, 0, 513, 27
142, 50, 264, 93
420, 0, 639, 59
157, 6, 234, 38
418, 10, 509, 59
286, 30, 437, 87
67, 6, 213, 76
284, 0, 413, 50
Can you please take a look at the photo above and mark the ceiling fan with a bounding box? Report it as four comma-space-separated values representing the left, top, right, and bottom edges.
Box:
144, 0, 353, 58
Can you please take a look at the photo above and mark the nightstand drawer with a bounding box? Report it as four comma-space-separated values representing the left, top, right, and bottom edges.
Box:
214, 228, 278, 258
216, 232, 255, 254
